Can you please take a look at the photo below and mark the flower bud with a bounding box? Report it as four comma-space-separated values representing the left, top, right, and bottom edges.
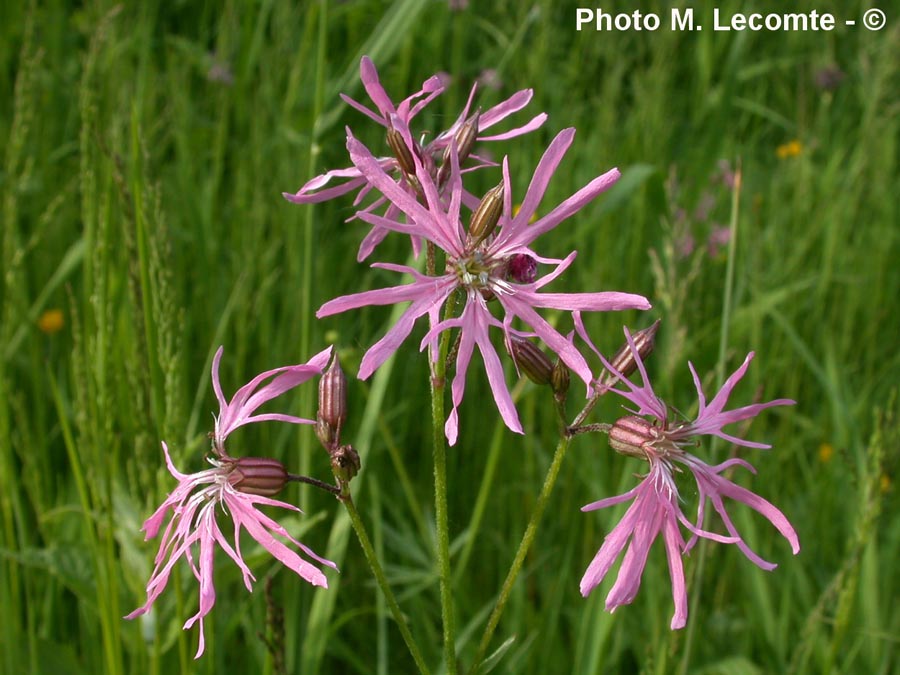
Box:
386, 127, 418, 176
331, 444, 361, 485
468, 183, 504, 247
608, 416, 655, 458
445, 110, 480, 166
551, 358, 570, 399
437, 111, 480, 186
507, 335, 553, 385
229, 457, 288, 496
507, 254, 537, 284
599, 320, 661, 387
317, 355, 347, 449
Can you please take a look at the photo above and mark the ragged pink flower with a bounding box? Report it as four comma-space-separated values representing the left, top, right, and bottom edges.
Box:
577, 324, 799, 628
283, 56, 547, 261
126, 347, 336, 658
317, 126, 650, 445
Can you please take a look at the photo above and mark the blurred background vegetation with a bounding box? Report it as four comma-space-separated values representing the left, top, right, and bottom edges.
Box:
1, 0, 897, 673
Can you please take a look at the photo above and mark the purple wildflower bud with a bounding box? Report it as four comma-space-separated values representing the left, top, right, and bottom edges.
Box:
229, 457, 289, 497
468, 182, 504, 247
508, 335, 554, 386
598, 319, 660, 388
317, 355, 347, 448
507, 253, 537, 284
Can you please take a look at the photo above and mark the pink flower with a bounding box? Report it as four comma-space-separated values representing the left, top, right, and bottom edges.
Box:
577, 324, 799, 627
706, 225, 731, 258
282, 56, 547, 261
318, 127, 650, 445
126, 347, 337, 658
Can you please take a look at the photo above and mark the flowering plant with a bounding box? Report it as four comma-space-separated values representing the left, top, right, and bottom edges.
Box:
128, 56, 799, 673
126, 347, 336, 657
576, 326, 799, 626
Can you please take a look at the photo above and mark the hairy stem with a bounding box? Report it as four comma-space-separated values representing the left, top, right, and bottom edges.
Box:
342, 494, 431, 675
431, 295, 458, 674
467, 431, 572, 675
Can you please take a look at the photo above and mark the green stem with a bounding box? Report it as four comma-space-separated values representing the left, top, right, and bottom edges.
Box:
677, 161, 743, 675
467, 431, 572, 675
342, 494, 431, 675
431, 294, 458, 674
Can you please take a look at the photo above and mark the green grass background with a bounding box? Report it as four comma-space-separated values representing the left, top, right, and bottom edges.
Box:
2, 0, 897, 673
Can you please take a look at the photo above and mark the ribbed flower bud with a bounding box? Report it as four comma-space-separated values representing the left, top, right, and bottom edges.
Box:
229, 457, 288, 496
507, 335, 553, 385
331, 444, 361, 485
386, 127, 418, 176
468, 183, 504, 247
551, 358, 570, 400
608, 415, 656, 458
599, 319, 661, 387
507, 254, 537, 284
446, 110, 480, 165
317, 355, 347, 449
437, 111, 481, 186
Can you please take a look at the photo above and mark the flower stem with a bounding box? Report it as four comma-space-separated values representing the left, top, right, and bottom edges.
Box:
286, 473, 340, 495
342, 494, 431, 675
431, 295, 458, 675
466, 430, 572, 675
679, 160, 743, 675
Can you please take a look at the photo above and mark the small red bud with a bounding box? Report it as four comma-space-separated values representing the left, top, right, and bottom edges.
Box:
507, 254, 537, 284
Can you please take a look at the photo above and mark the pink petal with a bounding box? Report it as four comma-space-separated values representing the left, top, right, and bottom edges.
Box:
503, 128, 576, 237
477, 113, 547, 142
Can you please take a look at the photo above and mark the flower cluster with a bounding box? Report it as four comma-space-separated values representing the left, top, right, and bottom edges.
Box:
283, 56, 546, 262
280, 56, 798, 626
126, 347, 337, 658
291, 57, 649, 445
576, 324, 799, 627
129, 56, 800, 660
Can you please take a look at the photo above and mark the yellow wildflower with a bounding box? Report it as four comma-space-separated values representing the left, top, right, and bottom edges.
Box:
776, 140, 802, 159
817, 443, 833, 463
38, 309, 65, 334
